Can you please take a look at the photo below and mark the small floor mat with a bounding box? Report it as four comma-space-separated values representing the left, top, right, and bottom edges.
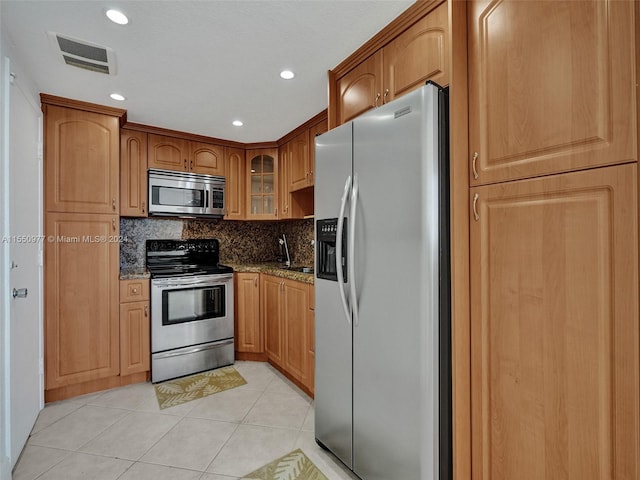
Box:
154, 366, 247, 409
242, 449, 329, 480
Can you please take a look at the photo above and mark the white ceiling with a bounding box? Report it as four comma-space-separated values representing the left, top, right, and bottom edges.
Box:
1, 0, 413, 143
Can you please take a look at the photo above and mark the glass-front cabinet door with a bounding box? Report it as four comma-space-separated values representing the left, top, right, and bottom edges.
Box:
246, 148, 278, 219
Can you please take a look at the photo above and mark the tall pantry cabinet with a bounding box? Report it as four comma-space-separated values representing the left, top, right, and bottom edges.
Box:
467, 1, 639, 479
42, 96, 126, 402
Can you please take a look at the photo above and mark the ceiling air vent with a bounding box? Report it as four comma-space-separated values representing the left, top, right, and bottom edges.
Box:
47, 32, 117, 75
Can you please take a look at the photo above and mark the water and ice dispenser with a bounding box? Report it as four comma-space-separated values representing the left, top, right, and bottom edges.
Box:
316, 218, 347, 282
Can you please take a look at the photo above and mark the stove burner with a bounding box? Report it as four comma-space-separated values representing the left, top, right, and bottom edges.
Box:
145, 239, 233, 278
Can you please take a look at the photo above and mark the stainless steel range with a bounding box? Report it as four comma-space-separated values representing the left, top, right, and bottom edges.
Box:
146, 239, 234, 383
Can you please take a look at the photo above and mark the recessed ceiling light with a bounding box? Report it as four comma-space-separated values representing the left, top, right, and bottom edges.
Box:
110, 93, 125, 101
232, 120, 244, 127
280, 70, 295, 80
106, 9, 128, 25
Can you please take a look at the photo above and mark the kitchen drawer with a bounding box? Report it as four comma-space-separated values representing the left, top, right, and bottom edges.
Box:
120, 279, 150, 302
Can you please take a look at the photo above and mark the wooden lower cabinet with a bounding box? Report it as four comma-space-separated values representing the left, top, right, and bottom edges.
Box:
119, 279, 150, 377
262, 275, 284, 367
261, 274, 313, 395
305, 284, 315, 395
45, 213, 120, 392
470, 164, 639, 479
235, 273, 263, 356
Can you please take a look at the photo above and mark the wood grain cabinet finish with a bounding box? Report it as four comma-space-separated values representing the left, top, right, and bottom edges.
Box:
382, 1, 449, 102
44, 105, 120, 214
308, 118, 328, 188
224, 147, 246, 220
235, 273, 263, 353
120, 129, 148, 217
336, 51, 383, 126
119, 279, 150, 377
287, 130, 311, 192
261, 275, 311, 388
45, 212, 120, 389
246, 149, 279, 220
334, 3, 449, 126
147, 134, 188, 171
262, 275, 284, 367
189, 141, 224, 175
468, 0, 637, 185
469, 164, 639, 480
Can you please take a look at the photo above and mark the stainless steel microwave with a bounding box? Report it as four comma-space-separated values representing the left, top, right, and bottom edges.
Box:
148, 169, 225, 218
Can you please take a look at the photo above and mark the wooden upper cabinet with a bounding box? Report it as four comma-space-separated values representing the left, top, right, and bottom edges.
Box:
148, 134, 227, 176
44, 105, 120, 214
120, 129, 148, 217
308, 118, 328, 187
246, 148, 278, 220
336, 51, 383, 125
383, 1, 449, 102
224, 147, 246, 220
147, 134, 188, 171
288, 130, 310, 192
279, 145, 292, 219
190, 142, 224, 175
470, 164, 639, 480
468, 0, 637, 185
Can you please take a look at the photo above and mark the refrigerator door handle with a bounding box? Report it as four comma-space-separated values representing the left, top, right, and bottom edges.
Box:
336, 175, 352, 325
349, 173, 359, 326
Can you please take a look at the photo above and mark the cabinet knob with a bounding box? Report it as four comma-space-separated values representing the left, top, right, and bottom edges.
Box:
112, 218, 116, 231
473, 193, 480, 221
190, 160, 193, 170
144, 305, 149, 317
112, 198, 116, 211
375, 92, 381, 107
141, 201, 146, 214
254, 277, 258, 288
132, 288, 138, 294
184, 159, 187, 169
383, 88, 389, 103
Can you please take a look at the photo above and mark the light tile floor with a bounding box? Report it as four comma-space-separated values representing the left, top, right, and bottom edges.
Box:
13, 361, 357, 480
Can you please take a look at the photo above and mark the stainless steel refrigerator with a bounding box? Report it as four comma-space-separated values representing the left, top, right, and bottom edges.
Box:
314, 82, 451, 480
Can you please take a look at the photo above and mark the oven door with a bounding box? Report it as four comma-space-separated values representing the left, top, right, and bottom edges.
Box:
151, 274, 234, 353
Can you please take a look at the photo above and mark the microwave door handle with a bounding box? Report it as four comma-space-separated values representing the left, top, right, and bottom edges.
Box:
205, 189, 209, 209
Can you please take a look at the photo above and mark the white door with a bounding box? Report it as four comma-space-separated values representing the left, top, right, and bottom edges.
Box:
8, 66, 43, 468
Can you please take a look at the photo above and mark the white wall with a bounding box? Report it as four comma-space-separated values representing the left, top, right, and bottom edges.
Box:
0, 10, 41, 478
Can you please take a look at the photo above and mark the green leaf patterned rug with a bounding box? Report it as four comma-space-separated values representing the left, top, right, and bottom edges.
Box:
154, 366, 247, 409
242, 449, 328, 480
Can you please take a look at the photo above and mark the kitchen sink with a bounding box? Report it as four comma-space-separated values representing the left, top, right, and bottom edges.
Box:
281, 266, 314, 274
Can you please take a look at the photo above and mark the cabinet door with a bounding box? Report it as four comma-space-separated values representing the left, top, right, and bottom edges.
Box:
288, 130, 310, 192
190, 141, 225, 175
45, 212, 120, 389
262, 275, 283, 367
235, 273, 262, 353
224, 147, 246, 220
44, 105, 119, 214
468, 0, 637, 185
120, 130, 148, 217
246, 149, 279, 220
279, 145, 291, 219
470, 164, 639, 480
119, 301, 150, 376
383, 2, 449, 102
282, 279, 308, 382
308, 118, 328, 188
147, 134, 188, 171
336, 50, 383, 126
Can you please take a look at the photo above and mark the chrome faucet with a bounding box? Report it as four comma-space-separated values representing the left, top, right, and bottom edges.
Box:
279, 234, 291, 267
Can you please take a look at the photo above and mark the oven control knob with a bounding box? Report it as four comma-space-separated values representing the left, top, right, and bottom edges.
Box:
149, 241, 159, 251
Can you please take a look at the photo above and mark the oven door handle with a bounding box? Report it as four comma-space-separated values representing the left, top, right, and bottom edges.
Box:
153, 274, 233, 288
153, 339, 234, 359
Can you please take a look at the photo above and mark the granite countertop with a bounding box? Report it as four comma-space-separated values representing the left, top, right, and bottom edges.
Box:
225, 262, 315, 284
119, 263, 314, 284
119, 268, 151, 280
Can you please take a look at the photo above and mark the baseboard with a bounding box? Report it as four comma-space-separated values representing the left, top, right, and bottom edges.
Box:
0, 454, 11, 480
44, 371, 149, 403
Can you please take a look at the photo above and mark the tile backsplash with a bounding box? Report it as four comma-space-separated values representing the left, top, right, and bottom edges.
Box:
120, 217, 314, 271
